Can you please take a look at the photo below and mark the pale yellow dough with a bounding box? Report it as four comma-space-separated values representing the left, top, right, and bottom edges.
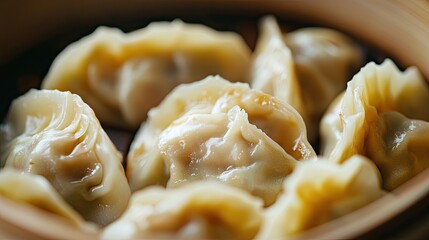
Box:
126, 76, 315, 203
320, 59, 429, 190
0, 169, 85, 225
102, 181, 263, 240
251, 16, 362, 142
0, 89, 130, 226
257, 155, 384, 238
42, 20, 251, 129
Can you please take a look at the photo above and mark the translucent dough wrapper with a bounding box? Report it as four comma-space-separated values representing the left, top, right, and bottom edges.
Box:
127, 76, 315, 195
42, 20, 251, 129
320, 59, 429, 190
251, 16, 305, 120
159, 106, 297, 205
251, 16, 362, 142
257, 156, 384, 238
0, 169, 84, 225
0, 89, 131, 226
102, 181, 263, 240
367, 112, 429, 190
283, 25, 363, 131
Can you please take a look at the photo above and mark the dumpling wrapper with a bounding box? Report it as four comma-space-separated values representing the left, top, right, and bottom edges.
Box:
366, 112, 429, 190
42, 20, 251, 129
0, 168, 85, 226
257, 155, 384, 238
251, 16, 362, 142
102, 181, 263, 240
320, 59, 429, 190
251, 16, 304, 119
283, 25, 363, 134
0, 89, 131, 226
158, 106, 297, 206
127, 75, 315, 193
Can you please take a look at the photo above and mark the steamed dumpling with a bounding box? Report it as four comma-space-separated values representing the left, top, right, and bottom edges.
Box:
257, 155, 384, 238
283, 25, 363, 134
102, 181, 263, 240
0, 169, 85, 226
320, 59, 429, 190
366, 112, 429, 190
159, 106, 297, 205
251, 16, 305, 119
127, 76, 315, 195
0, 89, 131, 226
251, 16, 362, 142
42, 20, 251, 129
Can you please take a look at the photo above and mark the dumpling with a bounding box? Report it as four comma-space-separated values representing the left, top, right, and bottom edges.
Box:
127, 76, 315, 195
366, 112, 429, 190
320, 59, 429, 190
0, 89, 131, 226
0, 169, 85, 226
101, 181, 263, 240
42, 20, 251, 129
251, 16, 305, 119
251, 16, 362, 142
284, 26, 363, 142
256, 155, 384, 238
159, 106, 297, 206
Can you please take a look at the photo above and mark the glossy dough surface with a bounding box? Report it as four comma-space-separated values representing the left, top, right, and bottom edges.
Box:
321, 59, 429, 190
102, 181, 263, 240
4, 14, 429, 239
251, 16, 304, 120
251, 16, 362, 142
0, 169, 85, 225
127, 76, 315, 205
257, 155, 384, 238
159, 106, 297, 205
0, 89, 131, 225
366, 112, 429, 190
42, 20, 251, 129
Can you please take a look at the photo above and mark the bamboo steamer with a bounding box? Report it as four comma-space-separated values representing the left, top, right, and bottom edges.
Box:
1, 1, 429, 239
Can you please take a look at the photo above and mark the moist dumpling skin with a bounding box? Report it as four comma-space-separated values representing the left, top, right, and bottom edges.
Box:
283, 25, 362, 136
366, 112, 429, 190
256, 155, 384, 238
127, 75, 315, 194
0, 169, 85, 225
0, 89, 131, 226
251, 16, 305, 122
251, 16, 362, 142
42, 20, 251, 129
320, 59, 429, 190
159, 106, 297, 206
101, 181, 263, 240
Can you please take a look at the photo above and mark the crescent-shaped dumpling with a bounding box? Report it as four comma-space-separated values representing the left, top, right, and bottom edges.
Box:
0, 89, 131, 226
366, 112, 429, 190
42, 20, 251, 129
127, 76, 315, 193
158, 106, 297, 206
284, 25, 363, 142
251, 16, 305, 121
320, 59, 429, 190
0, 169, 85, 226
251, 16, 362, 142
102, 181, 263, 240
256, 155, 384, 238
